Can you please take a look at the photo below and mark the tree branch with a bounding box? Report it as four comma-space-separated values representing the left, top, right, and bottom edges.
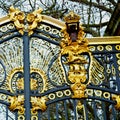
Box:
106, 0, 117, 6
69, 0, 113, 13
82, 21, 108, 28
84, 27, 99, 37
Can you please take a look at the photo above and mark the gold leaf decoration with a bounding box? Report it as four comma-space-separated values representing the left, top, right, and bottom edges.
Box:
27, 8, 43, 36
8, 95, 25, 114
31, 96, 48, 113
9, 6, 25, 35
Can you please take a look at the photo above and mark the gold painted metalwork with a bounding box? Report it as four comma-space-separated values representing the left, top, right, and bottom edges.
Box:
89, 46, 96, 52
6, 67, 23, 93
17, 78, 38, 90
27, 8, 43, 35
8, 95, 24, 114
8, 6, 43, 35
64, 90, 72, 96
9, 6, 25, 35
7, 67, 47, 92
31, 96, 48, 113
60, 11, 105, 98
116, 53, 120, 58
112, 95, 120, 110
60, 12, 89, 99
116, 45, 120, 50
30, 68, 48, 93
86, 89, 93, 96
94, 90, 102, 97
97, 45, 104, 51
63, 11, 80, 23
90, 57, 105, 85
119, 66, 120, 71
18, 115, 25, 120
48, 93, 56, 100
103, 92, 110, 99
105, 45, 112, 51
117, 60, 120, 65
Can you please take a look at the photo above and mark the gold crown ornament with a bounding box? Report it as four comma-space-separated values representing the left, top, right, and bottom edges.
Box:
63, 11, 80, 23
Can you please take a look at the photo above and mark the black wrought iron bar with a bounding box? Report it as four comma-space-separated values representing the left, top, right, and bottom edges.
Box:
0, 32, 21, 44
64, 100, 68, 120
31, 33, 59, 46
23, 32, 31, 120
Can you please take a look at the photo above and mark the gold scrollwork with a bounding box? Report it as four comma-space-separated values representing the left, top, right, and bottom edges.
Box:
27, 8, 43, 35
6, 67, 23, 93
8, 95, 24, 114
7, 67, 47, 93
8, 6, 43, 35
112, 95, 120, 110
31, 96, 48, 113
17, 78, 38, 90
60, 11, 90, 99
9, 6, 25, 35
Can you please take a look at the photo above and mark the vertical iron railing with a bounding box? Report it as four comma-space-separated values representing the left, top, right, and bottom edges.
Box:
23, 32, 31, 119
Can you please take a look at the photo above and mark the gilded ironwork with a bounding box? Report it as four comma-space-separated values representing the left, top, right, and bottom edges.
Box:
112, 95, 120, 110
6, 67, 23, 93
8, 95, 24, 114
31, 96, 48, 113
9, 6, 25, 35
0, 7, 120, 120
7, 67, 48, 92
8, 6, 43, 35
27, 8, 43, 35
60, 11, 90, 98
16, 78, 38, 90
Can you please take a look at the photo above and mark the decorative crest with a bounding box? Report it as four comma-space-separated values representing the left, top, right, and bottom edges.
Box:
27, 8, 43, 36
8, 6, 43, 35
64, 11, 80, 23
9, 6, 25, 35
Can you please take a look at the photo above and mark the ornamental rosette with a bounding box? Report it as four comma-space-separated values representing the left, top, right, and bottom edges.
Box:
27, 8, 43, 35
15, 12, 25, 22
9, 6, 25, 35
27, 13, 36, 23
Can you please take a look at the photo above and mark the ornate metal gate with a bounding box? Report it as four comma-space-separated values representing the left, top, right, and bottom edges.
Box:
0, 7, 120, 120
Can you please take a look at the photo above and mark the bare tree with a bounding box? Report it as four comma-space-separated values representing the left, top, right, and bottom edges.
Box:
0, 0, 119, 37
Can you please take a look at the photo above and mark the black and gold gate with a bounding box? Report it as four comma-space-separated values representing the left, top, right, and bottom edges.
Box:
0, 7, 120, 120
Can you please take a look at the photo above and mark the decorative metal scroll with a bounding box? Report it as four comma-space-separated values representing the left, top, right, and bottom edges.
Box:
0, 6, 120, 120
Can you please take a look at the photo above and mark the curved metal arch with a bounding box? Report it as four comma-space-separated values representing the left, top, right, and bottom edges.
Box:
31, 33, 60, 46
